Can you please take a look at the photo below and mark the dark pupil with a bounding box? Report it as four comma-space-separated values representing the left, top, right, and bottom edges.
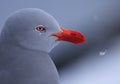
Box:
39, 27, 45, 30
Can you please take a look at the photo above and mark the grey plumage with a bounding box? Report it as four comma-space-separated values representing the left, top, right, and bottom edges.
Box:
0, 8, 60, 84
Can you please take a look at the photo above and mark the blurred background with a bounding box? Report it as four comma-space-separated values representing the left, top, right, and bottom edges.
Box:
0, 0, 120, 84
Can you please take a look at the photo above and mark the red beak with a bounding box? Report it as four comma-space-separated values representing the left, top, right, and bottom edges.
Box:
51, 28, 86, 44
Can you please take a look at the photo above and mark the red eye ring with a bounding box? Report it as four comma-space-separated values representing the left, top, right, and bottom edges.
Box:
35, 25, 46, 32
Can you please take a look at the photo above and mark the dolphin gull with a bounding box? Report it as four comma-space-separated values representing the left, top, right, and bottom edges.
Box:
0, 8, 86, 84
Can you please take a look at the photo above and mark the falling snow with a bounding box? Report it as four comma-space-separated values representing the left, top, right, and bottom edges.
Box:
99, 49, 107, 56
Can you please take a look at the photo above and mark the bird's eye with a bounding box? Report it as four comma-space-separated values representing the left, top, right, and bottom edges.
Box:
35, 25, 46, 32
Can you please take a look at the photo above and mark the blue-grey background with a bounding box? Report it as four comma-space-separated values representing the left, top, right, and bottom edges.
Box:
0, 0, 120, 84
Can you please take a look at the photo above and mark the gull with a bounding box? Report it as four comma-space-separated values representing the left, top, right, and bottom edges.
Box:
0, 8, 86, 84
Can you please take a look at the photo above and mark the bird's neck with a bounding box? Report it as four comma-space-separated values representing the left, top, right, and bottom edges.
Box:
0, 36, 60, 84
